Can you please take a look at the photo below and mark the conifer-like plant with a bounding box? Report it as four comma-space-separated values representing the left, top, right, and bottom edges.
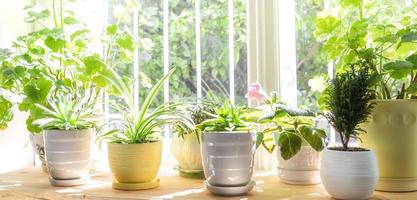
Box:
323, 65, 375, 151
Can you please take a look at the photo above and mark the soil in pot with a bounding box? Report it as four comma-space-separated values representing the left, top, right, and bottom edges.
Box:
108, 141, 162, 190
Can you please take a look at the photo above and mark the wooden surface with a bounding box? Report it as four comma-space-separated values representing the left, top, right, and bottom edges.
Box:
0, 168, 416, 200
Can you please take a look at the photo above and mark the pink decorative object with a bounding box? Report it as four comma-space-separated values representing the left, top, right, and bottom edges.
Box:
245, 82, 269, 102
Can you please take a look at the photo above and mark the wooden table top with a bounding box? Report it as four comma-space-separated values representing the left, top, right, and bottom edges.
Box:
0, 168, 416, 200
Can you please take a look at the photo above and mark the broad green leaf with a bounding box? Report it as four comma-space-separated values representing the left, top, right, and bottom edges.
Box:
116, 33, 136, 51
406, 54, 417, 67
63, 16, 80, 24
383, 61, 414, 70
341, 0, 363, 7
44, 36, 66, 51
314, 14, 341, 39
278, 131, 302, 160
401, 32, 417, 43
298, 126, 326, 152
106, 24, 118, 36
256, 132, 264, 149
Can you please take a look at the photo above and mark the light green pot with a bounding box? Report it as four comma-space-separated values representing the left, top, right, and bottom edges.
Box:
360, 100, 417, 192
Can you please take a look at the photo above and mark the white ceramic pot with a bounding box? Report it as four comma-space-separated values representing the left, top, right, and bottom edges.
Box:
29, 133, 47, 173
201, 132, 256, 186
277, 146, 320, 185
171, 133, 204, 178
321, 148, 378, 199
44, 129, 92, 180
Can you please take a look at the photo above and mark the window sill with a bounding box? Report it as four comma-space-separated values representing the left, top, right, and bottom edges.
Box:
0, 168, 414, 199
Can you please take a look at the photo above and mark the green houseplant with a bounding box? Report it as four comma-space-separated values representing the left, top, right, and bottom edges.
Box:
320, 65, 378, 199
34, 90, 96, 186
197, 100, 257, 196
171, 102, 214, 179
315, 0, 417, 191
97, 67, 193, 190
250, 87, 326, 185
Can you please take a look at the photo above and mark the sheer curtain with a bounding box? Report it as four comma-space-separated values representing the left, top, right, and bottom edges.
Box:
247, 0, 297, 170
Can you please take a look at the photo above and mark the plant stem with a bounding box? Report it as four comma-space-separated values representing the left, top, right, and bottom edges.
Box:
60, 0, 64, 28
52, 0, 58, 27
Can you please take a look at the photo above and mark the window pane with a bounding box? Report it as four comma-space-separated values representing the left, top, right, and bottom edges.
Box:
201, 0, 230, 101
234, 0, 248, 106
295, 0, 327, 112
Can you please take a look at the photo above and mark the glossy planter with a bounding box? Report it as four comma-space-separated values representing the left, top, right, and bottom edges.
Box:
321, 148, 378, 199
108, 141, 162, 190
277, 146, 321, 185
30, 133, 47, 173
171, 133, 204, 179
360, 100, 417, 191
44, 129, 92, 185
201, 131, 256, 186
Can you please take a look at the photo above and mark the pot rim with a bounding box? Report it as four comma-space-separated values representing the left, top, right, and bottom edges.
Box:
44, 128, 93, 133
202, 130, 255, 134
371, 99, 417, 103
108, 140, 162, 146
324, 147, 374, 154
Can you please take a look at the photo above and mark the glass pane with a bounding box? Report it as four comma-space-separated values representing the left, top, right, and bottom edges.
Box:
234, 0, 248, 106
295, 0, 327, 112
137, 0, 164, 106
201, 0, 230, 103
168, 0, 196, 100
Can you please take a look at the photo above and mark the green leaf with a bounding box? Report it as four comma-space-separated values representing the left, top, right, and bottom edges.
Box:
278, 131, 302, 160
256, 132, 264, 149
83, 54, 105, 75
406, 54, 417, 67
44, 36, 66, 52
116, 33, 136, 51
383, 61, 414, 70
63, 16, 80, 24
314, 14, 341, 38
298, 126, 326, 152
341, 0, 363, 7
401, 32, 417, 43
106, 24, 118, 36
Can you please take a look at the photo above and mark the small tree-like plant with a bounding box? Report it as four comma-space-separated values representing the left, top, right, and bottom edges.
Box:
323, 65, 375, 151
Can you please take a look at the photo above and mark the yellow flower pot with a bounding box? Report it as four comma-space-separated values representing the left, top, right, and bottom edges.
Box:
108, 141, 162, 190
360, 100, 417, 191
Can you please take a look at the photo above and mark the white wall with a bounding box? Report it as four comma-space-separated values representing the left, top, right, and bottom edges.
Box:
0, 0, 34, 173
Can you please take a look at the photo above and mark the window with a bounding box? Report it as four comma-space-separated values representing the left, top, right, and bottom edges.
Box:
101, 0, 248, 160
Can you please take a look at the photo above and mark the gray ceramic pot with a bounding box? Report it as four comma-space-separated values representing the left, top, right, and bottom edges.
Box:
44, 128, 92, 180
201, 131, 256, 186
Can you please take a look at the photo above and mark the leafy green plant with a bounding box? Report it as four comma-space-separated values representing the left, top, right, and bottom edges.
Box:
0, 0, 143, 134
174, 103, 214, 139
196, 100, 254, 132
322, 65, 374, 151
0, 93, 13, 130
315, 0, 417, 99
97, 67, 193, 144
32, 88, 97, 130
257, 93, 326, 160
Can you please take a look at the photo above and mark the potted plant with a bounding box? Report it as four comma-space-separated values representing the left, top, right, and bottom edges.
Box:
251, 87, 326, 185
197, 100, 257, 196
34, 89, 97, 186
97, 67, 192, 190
315, 2, 417, 191
320, 65, 378, 199
171, 103, 214, 179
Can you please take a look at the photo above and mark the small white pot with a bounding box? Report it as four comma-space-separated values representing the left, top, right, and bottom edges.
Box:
277, 146, 321, 184
321, 148, 378, 199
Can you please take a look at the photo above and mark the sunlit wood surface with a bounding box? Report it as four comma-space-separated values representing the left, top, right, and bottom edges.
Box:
0, 168, 416, 200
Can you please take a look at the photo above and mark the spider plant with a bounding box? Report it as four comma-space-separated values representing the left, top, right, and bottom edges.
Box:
98, 67, 193, 144
33, 89, 96, 130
